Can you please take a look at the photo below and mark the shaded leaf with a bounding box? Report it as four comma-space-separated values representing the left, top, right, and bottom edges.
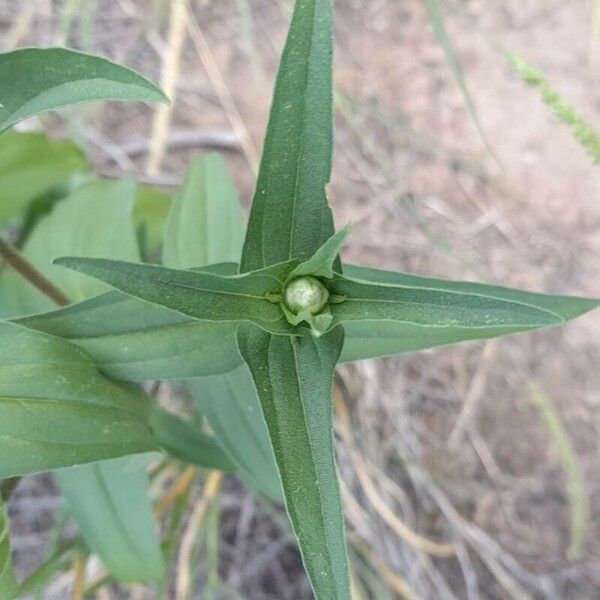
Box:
150, 407, 236, 472
0, 48, 167, 131
0, 177, 140, 318
240, 0, 336, 271
54, 257, 297, 335
55, 457, 165, 582
0, 321, 156, 479
0, 132, 89, 229
133, 183, 172, 255
238, 325, 350, 600
0, 500, 17, 600
163, 153, 245, 269
189, 366, 282, 502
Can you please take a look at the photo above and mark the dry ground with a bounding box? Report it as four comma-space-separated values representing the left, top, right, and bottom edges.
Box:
2, 0, 600, 598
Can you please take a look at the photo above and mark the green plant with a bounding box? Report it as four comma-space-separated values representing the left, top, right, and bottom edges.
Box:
0, 2, 598, 599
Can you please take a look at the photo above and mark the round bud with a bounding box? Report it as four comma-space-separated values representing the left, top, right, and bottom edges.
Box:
284, 276, 329, 315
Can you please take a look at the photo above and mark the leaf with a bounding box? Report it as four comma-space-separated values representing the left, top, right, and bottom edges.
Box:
55, 456, 165, 583
289, 226, 351, 280
0, 48, 167, 131
163, 153, 245, 269
330, 265, 599, 339
54, 257, 297, 335
133, 183, 172, 255
240, 0, 336, 272
0, 321, 156, 479
189, 366, 282, 502
237, 325, 350, 600
150, 407, 236, 472
420, 0, 492, 154
0, 177, 140, 318
0, 500, 17, 600
18, 291, 242, 381
0, 132, 89, 229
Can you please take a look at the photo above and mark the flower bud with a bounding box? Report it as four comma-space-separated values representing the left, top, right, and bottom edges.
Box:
284, 276, 329, 315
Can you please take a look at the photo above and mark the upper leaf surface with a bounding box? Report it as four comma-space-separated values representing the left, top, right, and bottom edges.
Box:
163, 153, 245, 269
0, 322, 156, 479
330, 266, 599, 329
0, 48, 167, 131
238, 325, 350, 600
54, 257, 298, 335
337, 264, 600, 361
56, 457, 165, 583
240, 0, 336, 272
0, 500, 17, 600
20, 291, 241, 381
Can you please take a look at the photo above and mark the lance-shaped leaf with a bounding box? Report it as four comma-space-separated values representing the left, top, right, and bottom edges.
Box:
238, 325, 350, 600
288, 226, 351, 280
55, 457, 164, 583
19, 291, 242, 381
0, 48, 167, 131
0, 500, 17, 600
189, 366, 283, 502
330, 265, 599, 337
240, 0, 336, 271
150, 408, 236, 472
54, 257, 297, 335
0, 322, 156, 479
163, 153, 245, 269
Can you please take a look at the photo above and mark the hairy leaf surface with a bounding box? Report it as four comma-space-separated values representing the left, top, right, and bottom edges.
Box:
238, 325, 350, 600
331, 265, 598, 329
55, 257, 297, 334
0, 322, 155, 478
55, 457, 164, 582
0, 48, 167, 131
240, 0, 336, 271
20, 291, 241, 381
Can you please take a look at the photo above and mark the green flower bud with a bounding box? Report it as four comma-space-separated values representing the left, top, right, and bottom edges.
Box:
284, 276, 329, 316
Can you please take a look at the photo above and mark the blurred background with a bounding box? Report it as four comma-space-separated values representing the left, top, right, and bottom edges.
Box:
2, 0, 600, 598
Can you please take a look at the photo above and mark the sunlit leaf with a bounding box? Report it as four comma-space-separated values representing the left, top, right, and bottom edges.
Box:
336, 265, 600, 361
0, 322, 156, 479
55, 257, 298, 335
238, 324, 350, 600
0, 48, 167, 131
240, 0, 336, 272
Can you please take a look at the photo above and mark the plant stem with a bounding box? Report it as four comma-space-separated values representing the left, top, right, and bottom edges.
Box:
0, 236, 70, 306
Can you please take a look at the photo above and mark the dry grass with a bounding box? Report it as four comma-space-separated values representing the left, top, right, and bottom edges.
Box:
2, 0, 600, 598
